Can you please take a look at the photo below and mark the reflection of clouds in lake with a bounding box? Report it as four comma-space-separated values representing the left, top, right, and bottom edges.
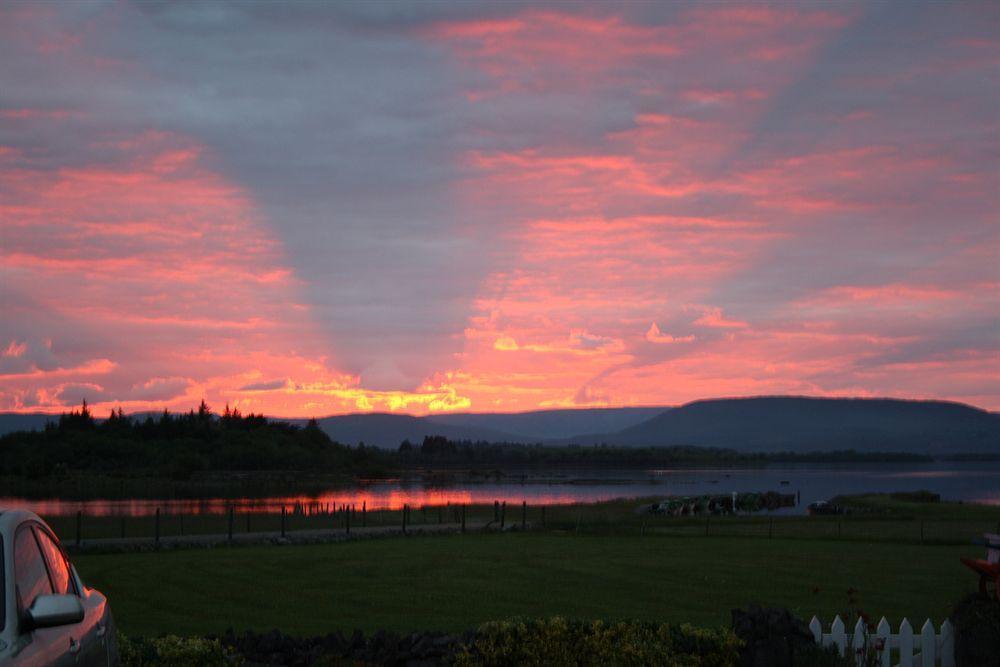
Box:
5, 462, 1000, 516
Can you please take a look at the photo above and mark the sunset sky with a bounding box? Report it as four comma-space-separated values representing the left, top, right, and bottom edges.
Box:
1, 1, 997, 417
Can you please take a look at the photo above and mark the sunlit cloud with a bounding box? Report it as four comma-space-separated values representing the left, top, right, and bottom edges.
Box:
1, 2, 997, 415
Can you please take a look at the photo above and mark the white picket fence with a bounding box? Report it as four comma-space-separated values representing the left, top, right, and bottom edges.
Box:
809, 615, 954, 667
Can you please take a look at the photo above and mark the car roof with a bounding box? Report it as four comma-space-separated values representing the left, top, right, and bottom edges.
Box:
0, 508, 44, 536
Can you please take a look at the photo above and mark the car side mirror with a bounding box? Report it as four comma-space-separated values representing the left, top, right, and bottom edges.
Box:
24, 594, 85, 630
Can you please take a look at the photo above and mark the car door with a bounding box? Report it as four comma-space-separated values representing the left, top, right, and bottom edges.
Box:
34, 527, 107, 667
10, 524, 77, 667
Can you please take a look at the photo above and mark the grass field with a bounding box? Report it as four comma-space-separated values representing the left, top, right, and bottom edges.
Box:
74, 531, 984, 638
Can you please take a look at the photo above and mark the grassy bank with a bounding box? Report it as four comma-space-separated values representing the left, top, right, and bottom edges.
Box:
74, 531, 982, 637
44, 493, 1000, 546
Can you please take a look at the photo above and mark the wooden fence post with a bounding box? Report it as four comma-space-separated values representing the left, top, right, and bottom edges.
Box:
830, 616, 846, 656
808, 617, 822, 644
920, 619, 936, 666
281, 506, 286, 537
76, 510, 82, 547
246, 511, 250, 533
940, 620, 955, 667
346, 505, 351, 534
898, 618, 913, 665
494, 501, 499, 522
402, 504, 407, 534
461, 504, 466, 533
362, 501, 366, 528
500, 501, 506, 529
875, 618, 891, 667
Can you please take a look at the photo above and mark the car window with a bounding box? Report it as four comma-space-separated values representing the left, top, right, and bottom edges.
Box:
14, 526, 53, 612
34, 528, 74, 595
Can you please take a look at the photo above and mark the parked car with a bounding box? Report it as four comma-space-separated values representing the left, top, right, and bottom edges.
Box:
0, 509, 117, 666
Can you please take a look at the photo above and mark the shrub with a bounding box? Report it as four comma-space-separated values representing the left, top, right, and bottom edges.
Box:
119, 632, 239, 667
951, 592, 1000, 667
453, 617, 741, 667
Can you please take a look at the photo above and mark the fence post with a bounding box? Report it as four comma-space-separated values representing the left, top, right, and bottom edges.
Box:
500, 501, 506, 529
76, 510, 82, 547
362, 501, 366, 528
246, 511, 250, 533
438, 505, 442, 524
281, 506, 286, 537
461, 504, 466, 533
898, 618, 913, 666
920, 619, 936, 666
875, 617, 891, 667
522, 501, 527, 530
852, 619, 865, 661
808, 617, 822, 644
940, 619, 955, 667
494, 501, 499, 522
402, 504, 407, 534
228, 506, 234, 542
154, 508, 160, 546
830, 616, 846, 657
346, 505, 351, 534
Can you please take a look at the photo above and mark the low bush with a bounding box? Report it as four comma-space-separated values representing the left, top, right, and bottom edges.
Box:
453, 617, 741, 667
119, 632, 239, 667
951, 592, 1000, 667
731, 605, 849, 667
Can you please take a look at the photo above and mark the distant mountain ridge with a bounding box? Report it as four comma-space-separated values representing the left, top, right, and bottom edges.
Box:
1, 397, 997, 454
0, 412, 58, 436
425, 407, 667, 440
569, 396, 999, 454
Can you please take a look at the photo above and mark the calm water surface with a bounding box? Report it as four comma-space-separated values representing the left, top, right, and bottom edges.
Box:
3, 462, 998, 517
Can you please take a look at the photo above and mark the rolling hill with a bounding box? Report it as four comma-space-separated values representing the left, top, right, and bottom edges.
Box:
571, 397, 1000, 454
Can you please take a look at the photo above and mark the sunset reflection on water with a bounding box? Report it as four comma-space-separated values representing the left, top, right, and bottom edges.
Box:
4, 462, 999, 517
0, 486, 627, 517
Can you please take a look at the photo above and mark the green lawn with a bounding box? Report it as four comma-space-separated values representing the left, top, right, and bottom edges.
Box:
74, 532, 983, 637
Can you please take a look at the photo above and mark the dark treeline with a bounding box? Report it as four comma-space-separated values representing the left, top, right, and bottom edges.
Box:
0, 403, 931, 482
398, 435, 932, 466
0, 400, 394, 480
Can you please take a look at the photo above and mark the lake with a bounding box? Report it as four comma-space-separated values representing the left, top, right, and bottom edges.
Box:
2, 461, 998, 517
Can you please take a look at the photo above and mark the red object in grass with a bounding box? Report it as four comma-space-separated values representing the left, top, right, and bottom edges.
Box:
961, 533, 1000, 601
